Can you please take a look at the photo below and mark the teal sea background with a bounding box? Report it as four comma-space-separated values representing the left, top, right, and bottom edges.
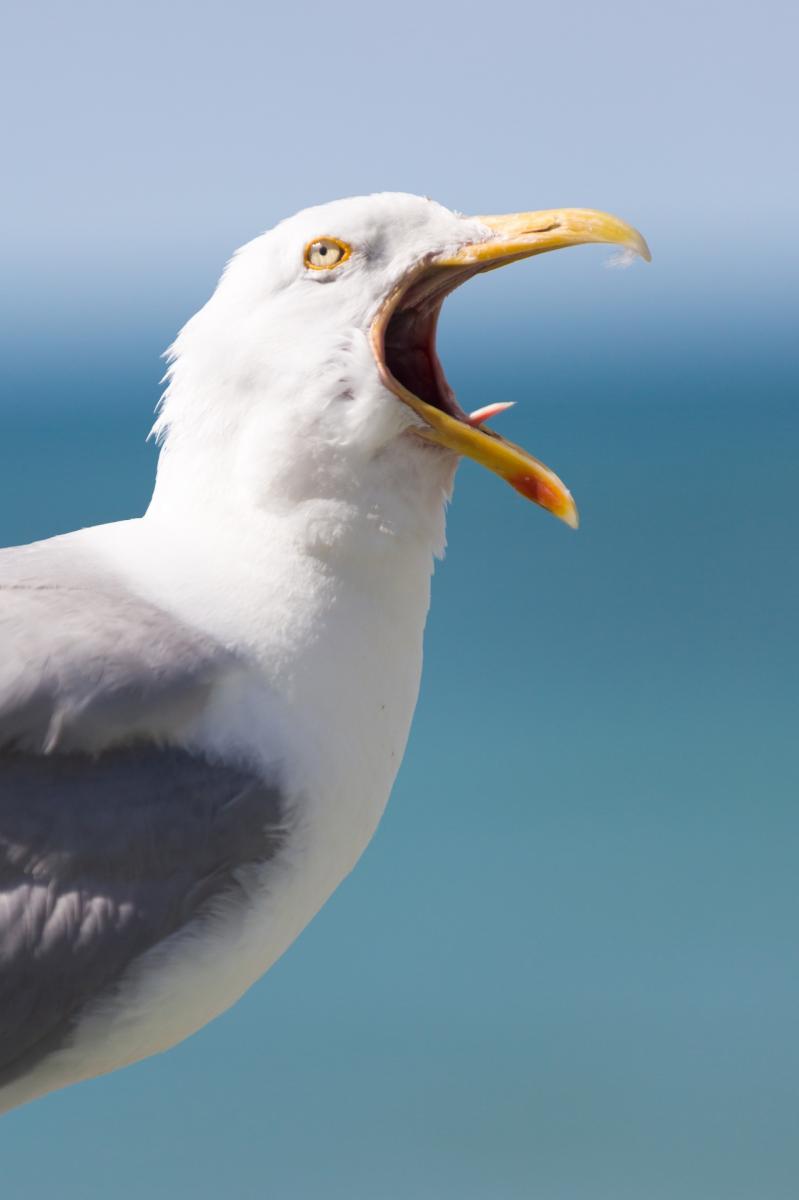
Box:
1, 1, 797, 1196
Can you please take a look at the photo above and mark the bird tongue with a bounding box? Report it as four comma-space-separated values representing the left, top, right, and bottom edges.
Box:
468, 402, 515, 426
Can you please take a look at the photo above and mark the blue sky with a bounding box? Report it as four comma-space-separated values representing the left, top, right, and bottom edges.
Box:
3, 0, 797, 306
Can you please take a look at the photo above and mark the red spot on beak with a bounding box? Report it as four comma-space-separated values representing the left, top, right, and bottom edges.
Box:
511, 474, 559, 511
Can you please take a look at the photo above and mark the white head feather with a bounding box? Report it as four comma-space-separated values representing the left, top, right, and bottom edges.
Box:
149, 193, 489, 551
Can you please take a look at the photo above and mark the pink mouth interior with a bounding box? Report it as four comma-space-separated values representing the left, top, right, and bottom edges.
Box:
382, 267, 477, 422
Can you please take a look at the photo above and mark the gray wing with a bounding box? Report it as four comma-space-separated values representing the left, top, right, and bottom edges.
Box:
0, 539, 285, 1088
0, 539, 238, 754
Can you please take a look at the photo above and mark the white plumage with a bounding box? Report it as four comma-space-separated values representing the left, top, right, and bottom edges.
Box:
0, 192, 648, 1112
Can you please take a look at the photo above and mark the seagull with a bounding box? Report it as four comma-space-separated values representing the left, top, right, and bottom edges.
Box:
0, 193, 649, 1114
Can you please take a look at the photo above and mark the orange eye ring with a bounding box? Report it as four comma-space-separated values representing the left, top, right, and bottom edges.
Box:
304, 236, 352, 271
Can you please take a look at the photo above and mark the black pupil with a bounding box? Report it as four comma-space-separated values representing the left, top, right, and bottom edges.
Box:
319, 244, 328, 256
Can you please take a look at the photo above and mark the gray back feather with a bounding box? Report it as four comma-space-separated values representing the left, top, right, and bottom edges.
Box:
0, 537, 287, 1089
0, 539, 239, 754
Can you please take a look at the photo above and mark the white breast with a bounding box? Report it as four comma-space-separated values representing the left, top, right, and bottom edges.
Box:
1, 489, 439, 1111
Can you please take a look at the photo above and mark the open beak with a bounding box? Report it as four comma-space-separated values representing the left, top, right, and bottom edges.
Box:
371, 208, 651, 529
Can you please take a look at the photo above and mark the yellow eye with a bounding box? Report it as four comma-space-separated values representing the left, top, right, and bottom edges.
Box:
304, 237, 350, 270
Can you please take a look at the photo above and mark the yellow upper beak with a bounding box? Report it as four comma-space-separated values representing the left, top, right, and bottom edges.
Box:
374, 208, 650, 530
437, 208, 651, 269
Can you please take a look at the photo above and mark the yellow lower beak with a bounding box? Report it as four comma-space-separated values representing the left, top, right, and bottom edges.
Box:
417, 410, 581, 527
401, 208, 650, 529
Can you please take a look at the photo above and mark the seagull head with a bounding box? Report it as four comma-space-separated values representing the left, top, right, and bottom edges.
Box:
153, 193, 649, 531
